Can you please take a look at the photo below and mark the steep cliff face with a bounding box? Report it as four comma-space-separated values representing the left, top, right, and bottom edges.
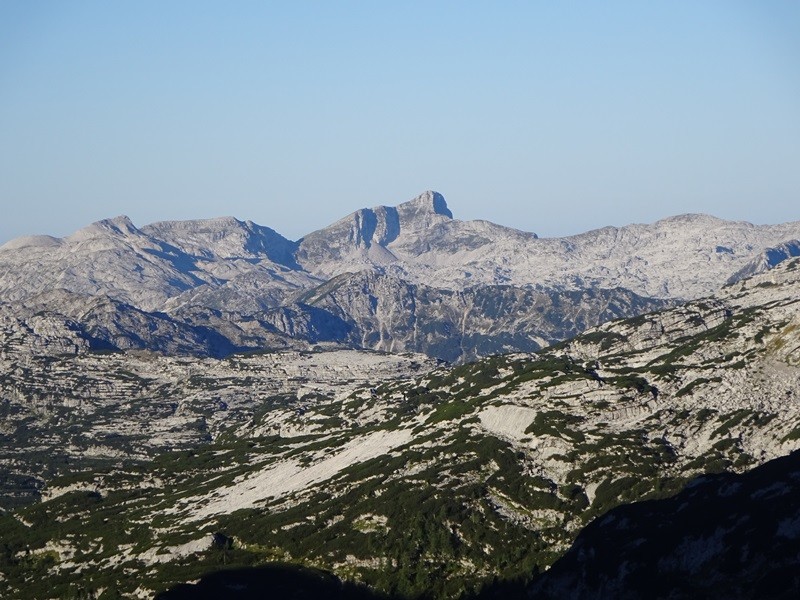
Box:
294, 190, 460, 275
291, 269, 671, 362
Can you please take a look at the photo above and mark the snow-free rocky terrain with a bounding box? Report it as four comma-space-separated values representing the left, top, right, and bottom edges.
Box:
1, 252, 800, 599
529, 448, 800, 599
2, 191, 799, 362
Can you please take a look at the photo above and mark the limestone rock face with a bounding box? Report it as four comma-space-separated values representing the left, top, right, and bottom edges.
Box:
292, 269, 670, 362
2, 192, 800, 362
726, 239, 800, 285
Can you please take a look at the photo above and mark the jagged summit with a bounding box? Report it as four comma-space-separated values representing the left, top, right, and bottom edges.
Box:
396, 190, 453, 219
294, 191, 537, 278
293, 191, 458, 272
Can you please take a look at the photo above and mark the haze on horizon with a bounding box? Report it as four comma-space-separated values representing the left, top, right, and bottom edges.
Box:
1, 1, 799, 244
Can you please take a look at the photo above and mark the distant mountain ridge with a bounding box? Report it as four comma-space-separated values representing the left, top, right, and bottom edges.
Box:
1, 191, 799, 361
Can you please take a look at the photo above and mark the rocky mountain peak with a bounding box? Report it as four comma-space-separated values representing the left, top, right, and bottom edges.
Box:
396, 190, 453, 220
293, 191, 456, 274
140, 217, 298, 267
98, 215, 137, 230
66, 215, 141, 242
0, 234, 63, 252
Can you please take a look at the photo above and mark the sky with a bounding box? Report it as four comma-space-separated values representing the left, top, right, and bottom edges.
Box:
1, 1, 799, 243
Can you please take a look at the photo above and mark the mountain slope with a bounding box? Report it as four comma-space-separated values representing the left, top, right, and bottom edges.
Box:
726, 239, 800, 285
141, 216, 300, 267
2, 258, 800, 598
295, 269, 671, 361
0, 215, 316, 313
529, 449, 800, 599
294, 191, 534, 279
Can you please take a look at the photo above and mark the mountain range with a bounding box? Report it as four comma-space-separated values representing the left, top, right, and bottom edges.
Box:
2, 191, 799, 362
1, 192, 800, 597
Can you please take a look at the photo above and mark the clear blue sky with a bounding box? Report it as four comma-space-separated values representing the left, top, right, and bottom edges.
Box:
1, 1, 799, 243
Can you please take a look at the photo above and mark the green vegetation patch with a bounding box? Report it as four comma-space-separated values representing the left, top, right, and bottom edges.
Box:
525, 411, 585, 442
